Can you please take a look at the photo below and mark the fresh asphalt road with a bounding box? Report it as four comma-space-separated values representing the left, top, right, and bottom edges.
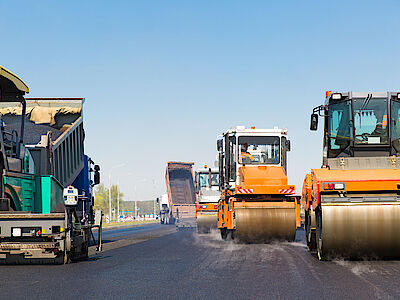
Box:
1, 224, 400, 300
101, 223, 164, 240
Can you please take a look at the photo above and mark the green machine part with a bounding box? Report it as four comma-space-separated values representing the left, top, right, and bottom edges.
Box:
4, 174, 64, 213
38, 176, 64, 213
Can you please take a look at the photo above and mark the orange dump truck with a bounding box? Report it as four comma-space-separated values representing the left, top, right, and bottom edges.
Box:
217, 126, 300, 243
165, 162, 197, 228
304, 91, 400, 260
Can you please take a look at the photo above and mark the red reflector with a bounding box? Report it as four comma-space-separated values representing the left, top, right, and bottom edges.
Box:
323, 183, 334, 190
214, 205, 218, 209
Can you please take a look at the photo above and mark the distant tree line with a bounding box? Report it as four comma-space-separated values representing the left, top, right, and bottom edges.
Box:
94, 183, 157, 216
94, 183, 124, 217
122, 200, 157, 215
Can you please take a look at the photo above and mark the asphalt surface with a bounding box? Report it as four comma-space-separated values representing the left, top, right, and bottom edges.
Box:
101, 223, 164, 240
1, 224, 400, 299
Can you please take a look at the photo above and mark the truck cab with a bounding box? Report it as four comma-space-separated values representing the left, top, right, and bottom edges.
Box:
158, 193, 169, 224
218, 126, 291, 194
311, 91, 400, 163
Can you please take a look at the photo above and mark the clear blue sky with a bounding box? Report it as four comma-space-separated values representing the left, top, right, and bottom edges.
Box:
1, 0, 399, 201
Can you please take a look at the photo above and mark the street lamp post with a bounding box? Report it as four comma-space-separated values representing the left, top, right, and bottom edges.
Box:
108, 163, 125, 221
133, 179, 147, 218
116, 173, 135, 222
152, 179, 157, 216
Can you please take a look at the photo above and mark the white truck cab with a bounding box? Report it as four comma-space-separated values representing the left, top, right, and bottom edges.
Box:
195, 166, 220, 204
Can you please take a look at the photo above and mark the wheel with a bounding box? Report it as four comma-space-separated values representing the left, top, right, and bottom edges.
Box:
309, 229, 317, 252
316, 209, 326, 261
305, 210, 317, 252
220, 228, 228, 240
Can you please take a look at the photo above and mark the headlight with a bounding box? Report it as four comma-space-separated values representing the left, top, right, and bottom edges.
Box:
12, 228, 21, 237
334, 183, 345, 190
323, 182, 345, 190
331, 93, 342, 100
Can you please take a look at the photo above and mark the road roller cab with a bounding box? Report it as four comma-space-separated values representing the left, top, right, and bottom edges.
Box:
305, 91, 400, 260
195, 166, 220, 233
217, 126, 300, 243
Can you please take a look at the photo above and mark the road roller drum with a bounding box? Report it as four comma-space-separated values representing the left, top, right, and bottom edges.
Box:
317, 202, 400, 259
234, 205, 296, 243
197, 214, 218, 233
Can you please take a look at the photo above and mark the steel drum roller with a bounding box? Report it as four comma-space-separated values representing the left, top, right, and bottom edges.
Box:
321, 202, 400, 259
235, 207, 296, 243
197, 214, 218, 233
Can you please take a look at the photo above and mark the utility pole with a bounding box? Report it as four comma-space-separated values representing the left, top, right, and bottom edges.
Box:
108, 163, 125, 221
116, 173, 134, 222
117, 178, 120, 222
152, 179, 156, 217
108, 173, 111, 221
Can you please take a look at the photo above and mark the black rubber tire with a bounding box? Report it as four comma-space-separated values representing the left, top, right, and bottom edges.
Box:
316, 209, 326, 261
305, 210, 317, 252
220, 228, 228, 240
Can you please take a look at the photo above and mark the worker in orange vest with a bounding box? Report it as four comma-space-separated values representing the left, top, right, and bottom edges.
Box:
241, 142, 254, 162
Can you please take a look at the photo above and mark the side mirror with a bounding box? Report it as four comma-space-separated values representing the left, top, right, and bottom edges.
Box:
217, 139, 223, 151
94, 169, 100, 185
286, 140, 291, 152
310, 114, 318, 131
208, 168, 212, 188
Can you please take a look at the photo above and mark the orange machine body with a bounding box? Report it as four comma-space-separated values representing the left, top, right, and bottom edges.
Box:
218, 165, 301, 230
301, 174, 312, 211
196, 202, 219, 218
217, 126, 300, 241
310, 168, 400, 210
304, 91, 400, 259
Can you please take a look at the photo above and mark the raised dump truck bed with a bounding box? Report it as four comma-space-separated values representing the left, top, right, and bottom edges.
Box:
164, 162, 196, 227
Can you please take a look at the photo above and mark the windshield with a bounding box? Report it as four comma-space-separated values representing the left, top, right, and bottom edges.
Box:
353, 98, 388, 144
238, 136, 280, 165
391, 100, 400, 151
199, 173, 219, 187
329, 100, 352, 155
